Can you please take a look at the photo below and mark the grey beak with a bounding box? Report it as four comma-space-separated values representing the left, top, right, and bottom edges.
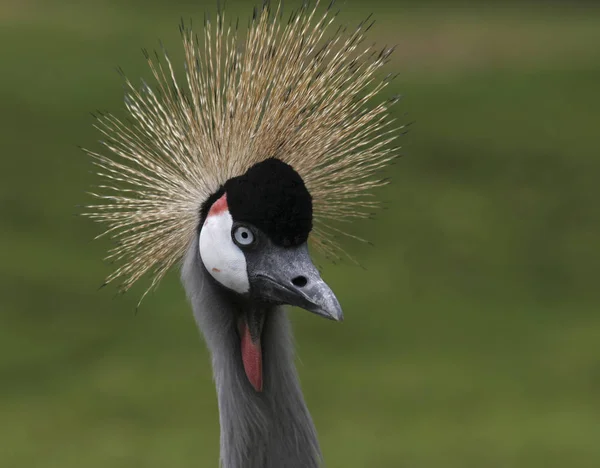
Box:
247, 243, 343, 321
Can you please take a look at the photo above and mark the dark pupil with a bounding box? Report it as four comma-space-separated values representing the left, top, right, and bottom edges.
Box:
241, 231, 248, 239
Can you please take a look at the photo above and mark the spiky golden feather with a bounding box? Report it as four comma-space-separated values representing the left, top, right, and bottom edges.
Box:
83, 0, 403, 296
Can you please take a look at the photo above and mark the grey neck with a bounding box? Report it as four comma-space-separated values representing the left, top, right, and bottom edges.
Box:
181, 241, 322, 468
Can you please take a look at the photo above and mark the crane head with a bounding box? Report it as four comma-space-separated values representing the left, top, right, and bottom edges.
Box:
197, 158, 343, 391
85, 1, 401, 393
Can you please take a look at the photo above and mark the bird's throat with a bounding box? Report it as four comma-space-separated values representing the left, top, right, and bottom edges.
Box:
239, 309, 266, 392
240, 321, 263, 392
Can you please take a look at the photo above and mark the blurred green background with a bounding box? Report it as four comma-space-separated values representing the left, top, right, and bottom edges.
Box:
1, 0, 599, 466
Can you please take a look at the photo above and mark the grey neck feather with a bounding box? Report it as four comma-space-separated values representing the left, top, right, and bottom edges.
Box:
181, 240, 322, 468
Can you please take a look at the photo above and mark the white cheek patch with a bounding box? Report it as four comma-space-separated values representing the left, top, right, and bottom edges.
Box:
199, 209, 250, 294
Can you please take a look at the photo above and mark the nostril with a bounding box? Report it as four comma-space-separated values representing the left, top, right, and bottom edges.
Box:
291, 276, 308, 288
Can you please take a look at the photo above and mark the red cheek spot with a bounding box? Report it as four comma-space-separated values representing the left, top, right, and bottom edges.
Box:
208, 193, 228, 217
212, 267, 221, 273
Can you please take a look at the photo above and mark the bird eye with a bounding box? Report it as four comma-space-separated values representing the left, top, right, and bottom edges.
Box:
233, 226, 255, 247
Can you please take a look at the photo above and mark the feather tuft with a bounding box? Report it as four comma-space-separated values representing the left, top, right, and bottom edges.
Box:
83, 0, 401, 294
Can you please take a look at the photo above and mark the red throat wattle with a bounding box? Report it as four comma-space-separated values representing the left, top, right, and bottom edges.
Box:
240, 321, 263, 392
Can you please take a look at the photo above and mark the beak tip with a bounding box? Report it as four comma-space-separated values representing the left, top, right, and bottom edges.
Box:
323, 292, 343, 322
327, 303, 344, 322
310, 302, 343, 322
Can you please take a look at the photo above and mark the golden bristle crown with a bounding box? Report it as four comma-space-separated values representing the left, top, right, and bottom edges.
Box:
84, 0, 402, 295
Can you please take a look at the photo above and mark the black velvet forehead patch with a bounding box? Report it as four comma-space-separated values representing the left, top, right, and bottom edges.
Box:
224, 158, 313, 247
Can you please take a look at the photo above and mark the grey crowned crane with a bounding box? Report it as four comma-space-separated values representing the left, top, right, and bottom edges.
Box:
84, 1, 401, 467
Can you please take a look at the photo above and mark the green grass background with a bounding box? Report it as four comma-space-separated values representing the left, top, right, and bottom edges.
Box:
1, 1, 599, 466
